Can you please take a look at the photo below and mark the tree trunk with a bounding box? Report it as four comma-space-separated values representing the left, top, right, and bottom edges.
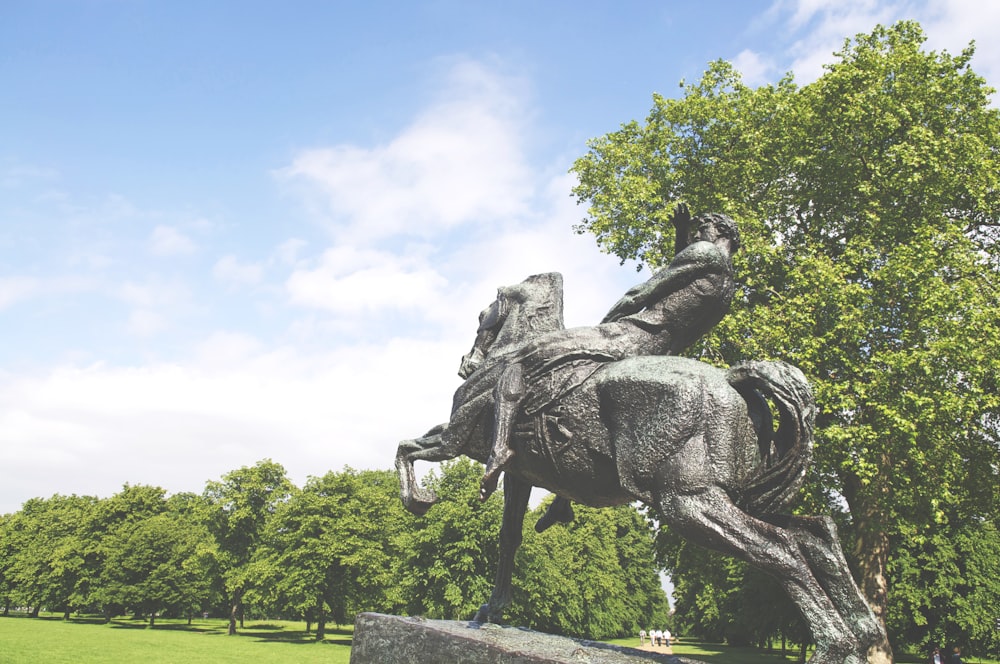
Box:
149, 612, 156, 627
844, 472, 896, 664
228, 589, 242, 635
29, 605, 39, 618
316, 598, 326, 641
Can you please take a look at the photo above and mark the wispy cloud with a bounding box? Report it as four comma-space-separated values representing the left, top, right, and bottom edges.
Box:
150, 225, 197, 256
762, 0, 1000, 87
286, 245, 448, 316
277, 58, 535, 244
0, 276, 42, 310
213, 255, 265, 287
0, 57, 638, 513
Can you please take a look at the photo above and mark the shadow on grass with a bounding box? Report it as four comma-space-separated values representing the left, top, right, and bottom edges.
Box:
231, 623, 353, 646
668, 641, 801, 664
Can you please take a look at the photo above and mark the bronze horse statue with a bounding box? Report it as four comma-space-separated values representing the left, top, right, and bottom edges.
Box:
395, 273, 890, 664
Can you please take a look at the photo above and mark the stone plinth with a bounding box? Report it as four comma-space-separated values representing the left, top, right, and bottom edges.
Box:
350, 613, 701, 664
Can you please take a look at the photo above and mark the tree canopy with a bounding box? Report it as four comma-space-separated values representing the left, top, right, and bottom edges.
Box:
0, 459, 667, 643
571, 20, 1000, 656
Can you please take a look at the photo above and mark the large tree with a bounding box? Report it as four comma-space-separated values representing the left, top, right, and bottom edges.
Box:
250, 468, 409, 638
203, 459, 293, 635
508, 499, 669, 640
86, 484, 171, 620
571, 21, 1000, 656
100, 511, 217, 625
3, 494, 96, 618
397, 458, 503, 620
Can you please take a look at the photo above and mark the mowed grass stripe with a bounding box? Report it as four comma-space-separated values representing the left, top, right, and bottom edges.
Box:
0, 615, 353, 664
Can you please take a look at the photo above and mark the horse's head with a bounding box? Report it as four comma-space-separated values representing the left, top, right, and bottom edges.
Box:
458, 273, 565, 379
459, 293, 508, 379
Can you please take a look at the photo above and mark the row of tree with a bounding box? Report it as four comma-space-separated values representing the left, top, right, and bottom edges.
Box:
0, 458, 669, 641
570, 20, 1000, 659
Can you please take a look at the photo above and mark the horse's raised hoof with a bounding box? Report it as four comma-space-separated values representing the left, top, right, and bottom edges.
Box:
403, 488, 438, 516
479, 469, 501, 501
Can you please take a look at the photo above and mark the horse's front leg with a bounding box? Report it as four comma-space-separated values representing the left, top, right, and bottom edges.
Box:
473, 473, 531, 623
395, 423, 450, 516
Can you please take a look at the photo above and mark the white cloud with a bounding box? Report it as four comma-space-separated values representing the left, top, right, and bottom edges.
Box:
0, 339, 461, 512
126, 308, 166, 337
213, 255, 265, 287
0, 275, 95, 311
286, 245, 449, 315
0, 276, 41, 310
194, 331, 265, 368
732, 49, 776, 87
766, 0, 1000, 88
277, 58, 534, 243
276, 238, 308, 266
150, 225, 197, 256
114, 279, 191, 338
0, 163, 59, 189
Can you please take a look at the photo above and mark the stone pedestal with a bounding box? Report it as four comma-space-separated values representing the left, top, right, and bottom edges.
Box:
350, 613, 701, 664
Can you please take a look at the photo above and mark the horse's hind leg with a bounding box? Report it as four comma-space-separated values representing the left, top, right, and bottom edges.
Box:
395, 423, 455, 515
473, 473, 531, 623
660, 487, 862, 664
767, 515, 892, 664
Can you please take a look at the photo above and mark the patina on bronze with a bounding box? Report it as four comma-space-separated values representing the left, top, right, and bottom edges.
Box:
395, 209, 890, 664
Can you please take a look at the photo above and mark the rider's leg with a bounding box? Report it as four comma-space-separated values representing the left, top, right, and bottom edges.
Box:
480, 362, 526, 500
534, 495, 575, 532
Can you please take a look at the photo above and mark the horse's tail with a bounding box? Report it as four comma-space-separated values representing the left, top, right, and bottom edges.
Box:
726, 360, 816, 516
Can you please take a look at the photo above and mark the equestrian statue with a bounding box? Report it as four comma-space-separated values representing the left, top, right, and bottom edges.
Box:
395, 205, 892, 664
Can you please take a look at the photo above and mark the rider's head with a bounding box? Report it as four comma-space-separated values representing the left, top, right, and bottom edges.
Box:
696, 213, 741, 254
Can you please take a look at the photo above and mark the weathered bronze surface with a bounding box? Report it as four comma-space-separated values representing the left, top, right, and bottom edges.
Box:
395, 210, 890, 664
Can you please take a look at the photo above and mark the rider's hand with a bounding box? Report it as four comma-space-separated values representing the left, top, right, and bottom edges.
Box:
669, 202, 691, 229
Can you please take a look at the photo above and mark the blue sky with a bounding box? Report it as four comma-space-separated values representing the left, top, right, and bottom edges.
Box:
2, 1, 998, 515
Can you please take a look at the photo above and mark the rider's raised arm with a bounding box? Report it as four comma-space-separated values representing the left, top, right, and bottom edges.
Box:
671, 202, 694, 257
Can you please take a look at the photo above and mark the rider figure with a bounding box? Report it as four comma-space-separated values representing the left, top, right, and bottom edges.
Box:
478, 205, 740, 498
449, 205, 742, 501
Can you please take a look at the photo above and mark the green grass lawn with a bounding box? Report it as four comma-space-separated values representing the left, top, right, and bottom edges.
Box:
0, 613, 352, 664
3, 614, 998, 663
